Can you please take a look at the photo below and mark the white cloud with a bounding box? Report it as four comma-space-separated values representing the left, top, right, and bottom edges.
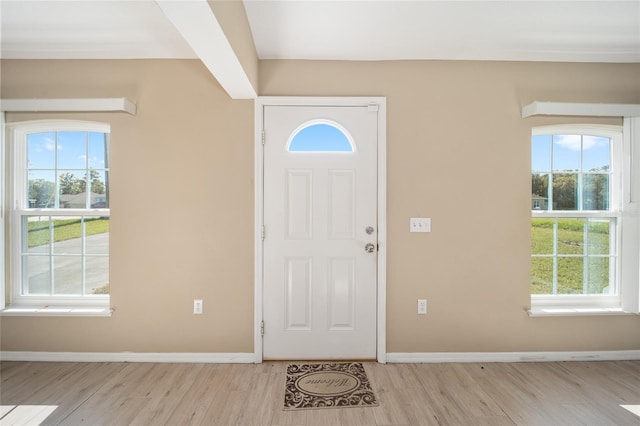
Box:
90, 156, 105, 166
554, 135, 581, 151
43, 137, 63, 152
583, 135, 608, 151
554, 135, 607, 151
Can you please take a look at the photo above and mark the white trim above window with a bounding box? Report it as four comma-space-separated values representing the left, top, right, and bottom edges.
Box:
0, 98, 136, 115
522, 102, 640, 118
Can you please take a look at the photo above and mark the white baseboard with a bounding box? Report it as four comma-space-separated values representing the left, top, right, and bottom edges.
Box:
0, 351, 255, 363
387, 350, 640, 363
2, 350, 638, 364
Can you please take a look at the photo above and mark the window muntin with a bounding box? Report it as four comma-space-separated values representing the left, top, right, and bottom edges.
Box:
532, 133, 611, 211
22, 216, 109, 296
531, 126, 621, 302
26, 130, 109, 209
287, 120, 355, 152
531, 218, 616, 295
10, 121, 110, 306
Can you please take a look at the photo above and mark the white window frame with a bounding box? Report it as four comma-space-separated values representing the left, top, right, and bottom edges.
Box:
5, 120, 111, 312
531, 123, 640, 314
1, 112, 6, 310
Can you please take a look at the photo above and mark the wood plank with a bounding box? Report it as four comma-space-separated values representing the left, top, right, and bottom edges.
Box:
162, 364, 224, 425
58, 362, 160, 425
0, 360, 638, 425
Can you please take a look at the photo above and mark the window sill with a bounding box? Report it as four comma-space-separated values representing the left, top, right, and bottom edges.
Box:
527, 307, 636, 317
0, 306, 113, 317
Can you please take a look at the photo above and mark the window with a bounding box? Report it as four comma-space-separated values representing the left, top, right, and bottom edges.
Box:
7, 120, 110, 309
531, 125, 626, 311
288, 120, 354, 152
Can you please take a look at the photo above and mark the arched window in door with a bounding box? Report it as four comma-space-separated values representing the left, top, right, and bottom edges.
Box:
287, 120, 355, 152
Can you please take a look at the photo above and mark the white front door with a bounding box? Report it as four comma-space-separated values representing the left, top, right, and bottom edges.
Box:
262, 105, 379, 360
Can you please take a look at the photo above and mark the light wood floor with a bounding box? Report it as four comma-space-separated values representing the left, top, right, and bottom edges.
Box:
1, 360, 639, 425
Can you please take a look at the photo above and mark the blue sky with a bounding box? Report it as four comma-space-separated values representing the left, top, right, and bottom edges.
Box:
27, 131, 108, 171
532, 134, 610, 173
288, 123, 353, 152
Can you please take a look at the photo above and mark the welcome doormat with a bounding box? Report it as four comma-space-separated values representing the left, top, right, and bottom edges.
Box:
284, 362, 378, 410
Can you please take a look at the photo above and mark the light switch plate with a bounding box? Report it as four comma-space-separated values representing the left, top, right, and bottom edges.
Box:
410, 217, 431, 233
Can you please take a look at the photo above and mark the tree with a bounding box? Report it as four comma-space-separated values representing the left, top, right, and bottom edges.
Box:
552, 173, 578, 210
87, 169, 105, 194
59, 172, 83, 195
28, 178, 55, 207
531, 173, 548, 197
534, 172, 609, 211
583, 174, 608, 210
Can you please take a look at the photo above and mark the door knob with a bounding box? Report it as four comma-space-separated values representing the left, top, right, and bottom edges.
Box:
365, 243, 376, 253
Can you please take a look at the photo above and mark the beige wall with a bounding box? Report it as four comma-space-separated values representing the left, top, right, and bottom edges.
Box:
260, 60, 640, 352
1, 59, 639, 354
1, 60, 255, 352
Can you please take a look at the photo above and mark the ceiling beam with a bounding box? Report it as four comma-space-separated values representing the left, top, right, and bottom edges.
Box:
155, 0, 257, 100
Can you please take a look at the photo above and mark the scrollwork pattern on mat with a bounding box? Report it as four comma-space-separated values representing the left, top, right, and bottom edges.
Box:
284, 362, 378, 410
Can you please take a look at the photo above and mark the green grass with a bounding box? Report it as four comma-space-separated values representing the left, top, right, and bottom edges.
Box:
28, 217, 109, 247
531, 218, 611, 295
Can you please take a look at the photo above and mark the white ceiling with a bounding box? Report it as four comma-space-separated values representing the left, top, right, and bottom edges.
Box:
1, 0, 639, 63
0, 1, 198, 59
244, 1, 640, 63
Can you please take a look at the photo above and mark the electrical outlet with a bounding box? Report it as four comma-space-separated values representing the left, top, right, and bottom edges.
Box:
410, 218, 431, 233
193, 299, 203, 315
418, 299, 427, 315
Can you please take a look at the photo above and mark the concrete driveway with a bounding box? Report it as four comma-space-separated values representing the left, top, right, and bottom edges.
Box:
25, 232, 109, 295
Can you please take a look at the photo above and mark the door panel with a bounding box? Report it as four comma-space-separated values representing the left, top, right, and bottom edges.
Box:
263, 105, 378, 360
285, 170, 313, 239
285, 256, 312, 330
328, 170, 356, 239
327, 257, 356, 330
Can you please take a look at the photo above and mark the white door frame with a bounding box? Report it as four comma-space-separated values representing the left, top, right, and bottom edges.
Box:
254, 96, 386, 363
